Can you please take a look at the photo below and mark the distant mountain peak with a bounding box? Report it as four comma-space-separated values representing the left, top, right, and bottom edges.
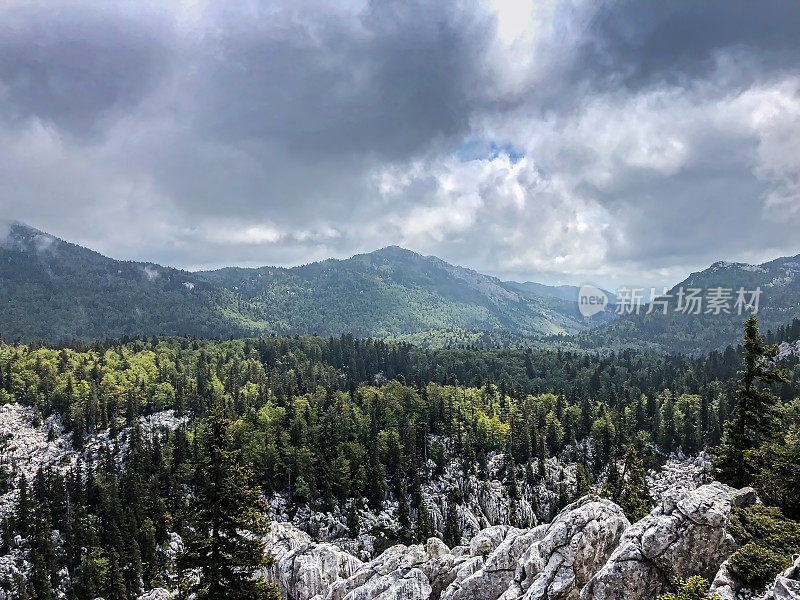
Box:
368, 245, 424, 260
0, 221, 60, 253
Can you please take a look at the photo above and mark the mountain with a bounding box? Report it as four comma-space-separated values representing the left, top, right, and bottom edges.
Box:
0, 223, 612, 342
0, 222, 244, 341
580, 256, 800, 354
505, 280, 618, 305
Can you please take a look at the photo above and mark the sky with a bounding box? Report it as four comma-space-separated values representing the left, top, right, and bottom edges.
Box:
1, 0, 799, 289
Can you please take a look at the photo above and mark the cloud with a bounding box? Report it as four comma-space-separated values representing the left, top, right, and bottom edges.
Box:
0, 0, 798, 289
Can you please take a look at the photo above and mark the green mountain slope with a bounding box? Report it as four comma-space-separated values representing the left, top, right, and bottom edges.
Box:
0, 224, 610, 342
195, 245, 615, 338
580, 257, 800, 354
0, 223, 248, 340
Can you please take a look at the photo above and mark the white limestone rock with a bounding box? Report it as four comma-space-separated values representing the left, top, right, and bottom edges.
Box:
499, 496, 629, 600
261, 522, 363, 600
580, 482, 740, 600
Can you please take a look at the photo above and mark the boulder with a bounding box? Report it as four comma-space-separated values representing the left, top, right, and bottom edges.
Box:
732, 487, 759, 509
499, 496, 629, 600
580, 482, 739, 600
709, 561, 739, 600
441, 526, 546, 600
261, 522, 363, 600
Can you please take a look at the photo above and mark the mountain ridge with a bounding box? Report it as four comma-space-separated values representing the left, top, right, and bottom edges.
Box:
580, 253, 800, 354
0, 222, 612, 342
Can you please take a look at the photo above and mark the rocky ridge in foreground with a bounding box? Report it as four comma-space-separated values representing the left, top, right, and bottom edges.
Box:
249, 482, 776, 600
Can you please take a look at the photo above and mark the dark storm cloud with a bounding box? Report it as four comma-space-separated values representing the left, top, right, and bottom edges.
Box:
0, 0, 798, 288
0, 2, 172, 137
577, 0, 800, 91
193, 0, 492, 159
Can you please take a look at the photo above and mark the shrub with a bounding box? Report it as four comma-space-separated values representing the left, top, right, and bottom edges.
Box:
727, 504, 800, 590
729, 542, 789, 590
657, 575, 720, 600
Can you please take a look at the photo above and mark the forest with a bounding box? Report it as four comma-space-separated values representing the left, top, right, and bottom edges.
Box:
0, 319, 799, 599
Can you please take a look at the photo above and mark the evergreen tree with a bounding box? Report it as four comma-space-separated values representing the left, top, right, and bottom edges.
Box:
616, 444, 650, 522
179, 407, 280, 600
574, 462, 591, 500
414, 499, 435, 543
346, 502, 361, 538
714, 317, 788, 487
397, 493, 412, 544
443, 502, 460, 548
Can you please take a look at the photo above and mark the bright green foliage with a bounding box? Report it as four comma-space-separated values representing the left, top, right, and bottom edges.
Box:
714, 317, 788, 487
657, 576, 720, 600
0, 325, 798, 598
727, 504, 800, 590
179, 407, 280, 600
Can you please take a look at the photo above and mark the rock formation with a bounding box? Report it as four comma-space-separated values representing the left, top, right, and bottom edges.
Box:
580, 482, 739, 600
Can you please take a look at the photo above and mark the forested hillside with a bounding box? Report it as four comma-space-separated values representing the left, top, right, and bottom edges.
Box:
0, 223, 609, 344
582, 258, 800, 354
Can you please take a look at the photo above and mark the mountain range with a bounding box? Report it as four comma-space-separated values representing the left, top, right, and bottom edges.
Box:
581, 256, 800, 354
1, 222, 799, 353
0, 222, 613, 343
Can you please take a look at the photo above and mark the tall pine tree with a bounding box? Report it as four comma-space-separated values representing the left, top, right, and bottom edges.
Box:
714, 317, 788, 487
179, 407, 280, 600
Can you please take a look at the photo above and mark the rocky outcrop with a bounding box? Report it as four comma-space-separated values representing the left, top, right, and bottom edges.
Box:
260, 522, 363, 600
646, 453, 712, 505
580, 482, 739, 600
441, 526, 544, 600
307, 497, 629, 600
324, 540, 441, 600
267, 451, 571, 551
498, 496, 629, 600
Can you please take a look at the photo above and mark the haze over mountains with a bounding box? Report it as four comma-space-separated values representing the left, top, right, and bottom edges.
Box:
1, 222, 799, 353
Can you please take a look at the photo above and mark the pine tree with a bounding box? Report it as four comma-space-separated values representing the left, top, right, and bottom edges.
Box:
613, 444, 650, 522
14, 474, 30, 538
346, 502, 361, 538
397, 493, 412, 544
714, 317, 788, 487
414, 498, 435, 543
179, 407, 280, 600
106, 551, 127, 600
443, 502, 460, 548
574, 462, 591, 500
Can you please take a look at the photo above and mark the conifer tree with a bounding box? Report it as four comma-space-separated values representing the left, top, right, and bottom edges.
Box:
443, 502, 460, 548
574, 462, 591, 500
346, 503, 360, 538
179, 406, 280, 600
415, 500, 435, 543
616, 444, 650, 522
714, 317, 788, 487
